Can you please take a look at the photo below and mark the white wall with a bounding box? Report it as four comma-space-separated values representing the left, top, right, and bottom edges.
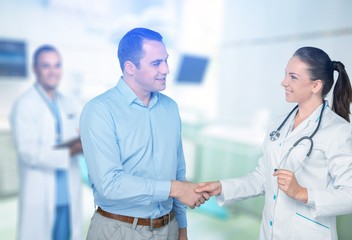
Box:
1, 0, 352, 129
217, 0, 352, 127
165, 0, 225, 122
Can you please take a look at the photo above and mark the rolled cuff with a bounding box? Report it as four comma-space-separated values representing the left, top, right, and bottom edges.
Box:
306, 188, 316, 208
153, 180, 172, 202
175, 213, 187, 228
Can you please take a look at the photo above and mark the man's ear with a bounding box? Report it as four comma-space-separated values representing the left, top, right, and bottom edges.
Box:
312, 79, 323, 94
124, 61, 136, 75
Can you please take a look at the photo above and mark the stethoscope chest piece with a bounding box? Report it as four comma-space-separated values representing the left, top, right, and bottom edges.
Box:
269, 105, 299, 142
269, 130, 280, 142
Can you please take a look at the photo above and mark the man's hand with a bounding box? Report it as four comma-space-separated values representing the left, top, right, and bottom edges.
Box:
195, 181, 222, 196
170, 181, 209, 208
69, 139, 83, 156
179, 228, 188, 240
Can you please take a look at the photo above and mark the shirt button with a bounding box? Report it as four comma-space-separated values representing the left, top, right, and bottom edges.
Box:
273, 194, 277, 200
270, 220, 273, 226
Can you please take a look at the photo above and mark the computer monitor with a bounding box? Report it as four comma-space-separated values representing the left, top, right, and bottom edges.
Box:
175, 54, 209, 84
0, 40, 27, 79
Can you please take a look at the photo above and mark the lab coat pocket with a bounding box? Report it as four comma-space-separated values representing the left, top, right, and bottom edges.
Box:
62, 112, 79, 140
292, 209, 331, 239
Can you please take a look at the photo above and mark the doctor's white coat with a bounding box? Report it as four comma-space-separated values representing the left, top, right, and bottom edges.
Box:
10, 85, 83, 240
217, 104, 352, 240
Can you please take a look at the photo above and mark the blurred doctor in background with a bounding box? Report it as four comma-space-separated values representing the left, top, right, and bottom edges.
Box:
196, 46, 352, 240
10, 45, 83, 240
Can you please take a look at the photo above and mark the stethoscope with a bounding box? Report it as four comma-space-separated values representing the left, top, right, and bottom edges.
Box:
270, 100, 327, 171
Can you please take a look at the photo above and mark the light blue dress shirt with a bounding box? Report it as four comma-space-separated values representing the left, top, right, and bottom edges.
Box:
80, 78, 187, 228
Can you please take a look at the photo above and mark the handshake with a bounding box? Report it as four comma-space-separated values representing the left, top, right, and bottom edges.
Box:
170, 180, 222, 209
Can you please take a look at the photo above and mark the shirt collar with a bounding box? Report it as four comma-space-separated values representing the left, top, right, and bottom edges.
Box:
116, 77, 159, 108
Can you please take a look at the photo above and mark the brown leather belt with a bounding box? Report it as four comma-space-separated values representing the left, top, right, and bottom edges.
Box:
96, 207, 175, 229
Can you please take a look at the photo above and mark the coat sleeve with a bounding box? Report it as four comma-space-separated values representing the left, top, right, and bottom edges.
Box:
10, 94, 71, 170
307, 123, 352, 217
216, 155, 266, 206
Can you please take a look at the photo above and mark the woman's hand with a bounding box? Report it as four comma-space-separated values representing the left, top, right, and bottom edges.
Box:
273, 169, 307, 203
195, 181, 222, 196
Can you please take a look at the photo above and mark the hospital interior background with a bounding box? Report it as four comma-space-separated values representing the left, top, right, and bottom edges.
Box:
1, 0, 352, 239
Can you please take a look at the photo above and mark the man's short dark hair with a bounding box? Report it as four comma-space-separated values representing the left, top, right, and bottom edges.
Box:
33, 44, 59, 67
117, 28, 163, 71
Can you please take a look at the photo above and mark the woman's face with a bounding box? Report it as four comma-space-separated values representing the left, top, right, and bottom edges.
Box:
281, 56, 316, 104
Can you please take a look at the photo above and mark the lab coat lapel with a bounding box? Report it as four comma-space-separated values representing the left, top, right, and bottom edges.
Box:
280, 105, 324, 172
283, 104, 323, 142
284, 117, 312, 140
268, 110, 297, 168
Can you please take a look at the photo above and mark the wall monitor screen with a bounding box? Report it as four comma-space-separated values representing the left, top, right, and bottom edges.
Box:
0, 40, 27, 78
176, 54, 209, 84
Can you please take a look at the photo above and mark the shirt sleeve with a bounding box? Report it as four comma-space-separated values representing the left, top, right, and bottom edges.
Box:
172, 138, 188, 228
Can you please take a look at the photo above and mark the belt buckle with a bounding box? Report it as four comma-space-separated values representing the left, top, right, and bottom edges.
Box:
149, 213, 170, 231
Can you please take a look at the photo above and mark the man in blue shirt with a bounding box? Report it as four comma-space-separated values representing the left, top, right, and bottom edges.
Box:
80, 28, 207, 240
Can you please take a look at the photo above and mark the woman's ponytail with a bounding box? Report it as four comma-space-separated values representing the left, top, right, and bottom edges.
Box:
294, 47, 352, 122
332, 61, 352, 122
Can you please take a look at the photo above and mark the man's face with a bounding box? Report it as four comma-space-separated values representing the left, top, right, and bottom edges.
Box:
34, 51, 62, 92
132, 40, 169, 96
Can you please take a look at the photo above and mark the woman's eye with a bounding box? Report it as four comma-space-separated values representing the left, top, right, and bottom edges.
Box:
290, 75, 297, 80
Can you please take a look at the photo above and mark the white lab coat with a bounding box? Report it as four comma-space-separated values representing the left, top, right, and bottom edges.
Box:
10, 84, 83, 240
217, 104, 352, 240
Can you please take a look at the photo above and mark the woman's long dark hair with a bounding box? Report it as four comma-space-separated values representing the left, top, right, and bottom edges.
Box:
293, 47, 352, 122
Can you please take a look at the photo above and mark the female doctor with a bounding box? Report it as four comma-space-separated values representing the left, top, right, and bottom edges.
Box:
196, 46, 352, 240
